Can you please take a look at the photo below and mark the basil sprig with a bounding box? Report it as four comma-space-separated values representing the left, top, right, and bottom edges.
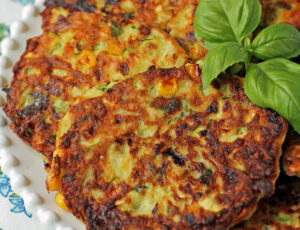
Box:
202, 42, 249, 87
194, 0, 300, 134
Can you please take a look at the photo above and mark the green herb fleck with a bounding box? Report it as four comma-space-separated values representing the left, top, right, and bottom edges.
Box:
96, 87, 111, 92
111, 22, 123, 37
25, 68, 33, 74
141, 38, 153, 43
206, 168, 213, 175
122, 47, 134, 55
237, 127, 248, 135
134, 185, 149, 193
123, 12, 134, 20
262, 226, 272, 230
182, 98, 193, 112
276, 213, 297, 224
48, 31, 59, 36
51, 133, 57, 140
75, 115, 90, 125
108, 177, 117, 184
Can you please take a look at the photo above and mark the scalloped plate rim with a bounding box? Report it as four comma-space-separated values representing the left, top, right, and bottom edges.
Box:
0, 0, 85, 229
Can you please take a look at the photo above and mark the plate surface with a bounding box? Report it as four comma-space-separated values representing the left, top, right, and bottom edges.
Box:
0, 0, 84, 229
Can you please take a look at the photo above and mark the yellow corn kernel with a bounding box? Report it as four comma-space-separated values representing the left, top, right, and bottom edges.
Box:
55, 192, 68, 210
77, 50, 97, 69
46, 161, 65, 191
47, 173, 62, 191
292, 146, 300, 157
108, 42, 124, 56
50, 7, 68, 23
190, 43, 208, 61
185, 63, 202, 80
157, 78, 178, 96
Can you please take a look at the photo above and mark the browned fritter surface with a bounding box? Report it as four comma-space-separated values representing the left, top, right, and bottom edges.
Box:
2, 1, 299, 228
48, 65, 287, 229
261, 0, 300, 29
283, 131, 300, 177
232, 175, 300, 230
3, 8, 188, 163
43, 0, 205, 60
44, 0, 300, 33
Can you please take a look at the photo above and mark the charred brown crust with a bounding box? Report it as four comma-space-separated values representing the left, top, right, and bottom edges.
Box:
261, 0, 300, 29
42, 0, 207, 60
233, 174, 300, 230
283, 130, 300, 177
55, 66, 287, 230
3, 55, 87, 160
4, 7, 188, 162
45, 0, 96, 13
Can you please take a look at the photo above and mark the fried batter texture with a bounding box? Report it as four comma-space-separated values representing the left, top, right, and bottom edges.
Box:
3, 9, 187, 162
261, 0, 300, 28
47, 64, 287, 229
233, 174, 300, 230
44, 0, 205, 61
283, 131, 300, 178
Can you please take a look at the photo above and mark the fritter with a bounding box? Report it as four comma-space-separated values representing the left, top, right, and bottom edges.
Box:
232, 174, 300, 230
283, 131, 300, 178
3, 10, 187, 163
261, 0, 300, 28
47, 64, 287, 229
44, 0, 207, 61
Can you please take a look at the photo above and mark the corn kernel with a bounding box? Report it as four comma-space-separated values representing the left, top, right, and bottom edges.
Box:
190, 43, 207, 60
50, 7, 68, 23
108, 42, 124, 56
55, 192, 68, 210
46, 161, 65, 191
47, 173, 62, 191
76, 50, 97, 69
185, 64, 199, 78
157, 78, 178, 96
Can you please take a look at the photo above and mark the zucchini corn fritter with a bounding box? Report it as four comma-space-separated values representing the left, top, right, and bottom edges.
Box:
44, 0, 205, 61
233, 175, 300, 230
47, 65, 287, 229
3, 9, 188, 163
261, 0, 300, 29
2, 0, 299, 229
283, 131, 300, 178
45, 0, 300, 31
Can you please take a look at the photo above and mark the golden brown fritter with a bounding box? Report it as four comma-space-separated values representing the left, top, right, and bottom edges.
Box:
3, 9, 187, 163
47, 64, 287, 229
232, 174, 300, 230
44, 0, 207, 61
261, 0, 300, 28
283, 131, 300, 178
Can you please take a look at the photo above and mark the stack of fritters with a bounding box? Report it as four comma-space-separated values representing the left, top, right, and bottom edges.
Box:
4, 4, 192, 163
3, 0, 300, 229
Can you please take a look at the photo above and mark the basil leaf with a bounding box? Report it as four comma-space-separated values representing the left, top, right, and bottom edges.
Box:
244, 37, 251, 50
194, 0, 236, 43
244, 59, 300, 134
202, 42, 249, 88
202, 41, 219, 50
194, 0, 261, 44
251, 23, 300, 60
220, 0, 261, 42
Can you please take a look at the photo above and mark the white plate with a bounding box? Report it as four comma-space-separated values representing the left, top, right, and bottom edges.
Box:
0, 0, 84, 229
